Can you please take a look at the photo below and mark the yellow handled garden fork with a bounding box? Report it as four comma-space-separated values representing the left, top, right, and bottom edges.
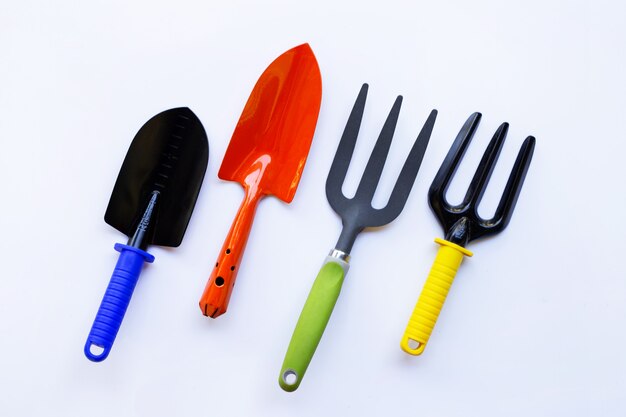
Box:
401, 112, 535, 355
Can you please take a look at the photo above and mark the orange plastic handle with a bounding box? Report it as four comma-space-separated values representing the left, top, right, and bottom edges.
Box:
199, 184, 263, 318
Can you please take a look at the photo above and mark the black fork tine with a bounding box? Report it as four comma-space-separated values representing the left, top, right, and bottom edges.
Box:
429, 112, 481, 211
431, 113, 536, 244
371, 109, 438, 226
486, 136, 536, 231
353, 95, 403, 202
326, 84, 369, 210
463, 122, 509, 208
329, 84, 438, 253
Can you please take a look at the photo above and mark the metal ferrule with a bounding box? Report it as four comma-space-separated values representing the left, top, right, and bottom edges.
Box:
328, 249, 350, 263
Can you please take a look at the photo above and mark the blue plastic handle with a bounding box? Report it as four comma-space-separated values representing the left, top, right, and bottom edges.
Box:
84, 243, 154, 362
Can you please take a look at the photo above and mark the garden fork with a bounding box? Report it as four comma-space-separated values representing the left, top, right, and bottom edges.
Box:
279, 84, 437, 391
400, 112, 535, 355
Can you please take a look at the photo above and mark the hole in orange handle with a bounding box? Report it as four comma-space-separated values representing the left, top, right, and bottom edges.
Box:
215, 276, 225, 287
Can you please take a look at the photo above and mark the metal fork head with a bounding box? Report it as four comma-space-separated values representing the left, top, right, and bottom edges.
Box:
326, 83, 437, 253
429, 112, 535, 247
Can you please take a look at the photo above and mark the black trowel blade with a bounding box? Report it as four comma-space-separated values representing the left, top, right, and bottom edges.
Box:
104, 107, 209, 247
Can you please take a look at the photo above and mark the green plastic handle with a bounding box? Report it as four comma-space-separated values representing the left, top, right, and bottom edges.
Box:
279, 259, 346, 392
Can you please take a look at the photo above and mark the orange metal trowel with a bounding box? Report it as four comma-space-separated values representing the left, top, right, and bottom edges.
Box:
199, 44, 322, 318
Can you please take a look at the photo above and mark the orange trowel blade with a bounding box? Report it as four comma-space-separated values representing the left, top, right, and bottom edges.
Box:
218, 43, 322, 202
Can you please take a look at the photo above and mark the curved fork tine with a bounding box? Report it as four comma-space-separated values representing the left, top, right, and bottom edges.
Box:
488, 136, 536, 231
326, 84, 369, 209
371, 109, 437, 226
428, 112, 481, 209
353, 95, 403, 202
464, 122, 509, 207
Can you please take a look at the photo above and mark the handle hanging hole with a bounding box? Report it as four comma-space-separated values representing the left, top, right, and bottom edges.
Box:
89, 343, 105, 356
215, 276, 225, 287
407, 339, 420, 350
226, 248, 231, 254
282, 370, 298, 386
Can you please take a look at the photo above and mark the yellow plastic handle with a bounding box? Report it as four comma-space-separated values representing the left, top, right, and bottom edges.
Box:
400, 238, 473, 355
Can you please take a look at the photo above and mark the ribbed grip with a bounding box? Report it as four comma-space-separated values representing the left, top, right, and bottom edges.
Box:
400, 238, 472, 355
84, 243, 154, 362
279, 257, 348, 392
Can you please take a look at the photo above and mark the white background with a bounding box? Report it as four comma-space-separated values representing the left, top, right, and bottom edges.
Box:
1, 0, 625, 416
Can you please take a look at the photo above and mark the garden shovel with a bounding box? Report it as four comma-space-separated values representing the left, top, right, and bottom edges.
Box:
84, 107, 208, 361
199, 43, 322, 318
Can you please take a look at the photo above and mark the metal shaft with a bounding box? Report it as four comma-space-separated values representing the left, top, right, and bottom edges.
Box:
128, 191, 159, 250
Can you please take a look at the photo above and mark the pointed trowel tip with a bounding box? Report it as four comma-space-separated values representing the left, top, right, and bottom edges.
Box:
289, 43, 318, 64
166, 106, 190, 112
293, 42, 313, 53
164, 107, 195, 120
178, 106, 194, 115
273, 43, 319, 73
283, 42, 321, 96
164, 107, 205, 130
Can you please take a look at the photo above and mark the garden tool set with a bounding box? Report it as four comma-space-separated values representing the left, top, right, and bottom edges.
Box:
83, 43, 535, 391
